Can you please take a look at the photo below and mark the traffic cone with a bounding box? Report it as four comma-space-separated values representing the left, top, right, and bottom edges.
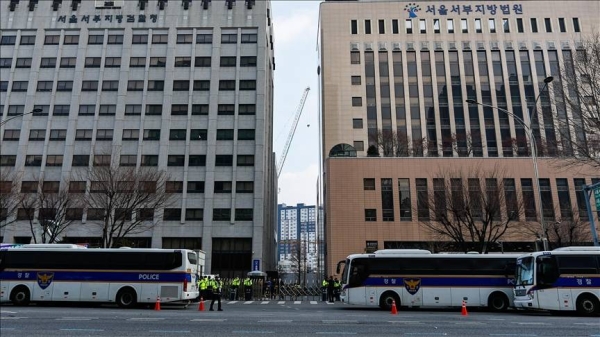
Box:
154, 296, 161, 311
461, 300, 468, 316
198, 297, 205, 311
391, 300, 398, 315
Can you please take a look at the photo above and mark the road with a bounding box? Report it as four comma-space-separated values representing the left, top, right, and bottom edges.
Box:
1, 300, 599, 337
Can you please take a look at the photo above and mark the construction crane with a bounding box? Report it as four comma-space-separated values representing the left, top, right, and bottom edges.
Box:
277, 87, 310, 178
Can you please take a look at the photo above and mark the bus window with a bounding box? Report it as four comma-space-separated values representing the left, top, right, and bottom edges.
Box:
349, 259, 367, 287
536, 256, 559, 288
187, 252, 197, 265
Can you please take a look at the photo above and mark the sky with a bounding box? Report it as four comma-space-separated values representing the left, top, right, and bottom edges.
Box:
271, 1, 322, 207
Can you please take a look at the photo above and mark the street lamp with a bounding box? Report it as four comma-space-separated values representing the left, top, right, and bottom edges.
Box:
465, 100, 548, 250
0, 108, 44, 127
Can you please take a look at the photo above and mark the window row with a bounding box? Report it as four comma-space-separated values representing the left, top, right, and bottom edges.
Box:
0, 56, 257, 69
1, 80, 257, 93
0, 104, 256, 117
2, 128, 255, 143
0, 33, 258, 46
351, 17, 581, 35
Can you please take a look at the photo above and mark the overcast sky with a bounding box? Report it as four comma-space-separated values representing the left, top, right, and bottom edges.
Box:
272, 1, 321, 207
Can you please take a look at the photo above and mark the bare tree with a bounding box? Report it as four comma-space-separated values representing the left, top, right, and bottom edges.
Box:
374, 129, 399, 157
17, 179, 82, 243
0, 170, 22, 229
553, 32, 600, 168
521, 206, 593, 247
82, 166, 174, 248
418, 164, 525, 253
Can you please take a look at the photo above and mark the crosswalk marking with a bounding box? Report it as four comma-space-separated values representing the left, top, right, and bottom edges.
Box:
277, 301, 285, 305
261, 301, 270, 304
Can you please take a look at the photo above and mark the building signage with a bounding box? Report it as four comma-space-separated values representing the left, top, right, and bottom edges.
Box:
405, 3, 524, 18
57, 14, 159, 24
594, 186, 600, 209
252, 259, 260, 271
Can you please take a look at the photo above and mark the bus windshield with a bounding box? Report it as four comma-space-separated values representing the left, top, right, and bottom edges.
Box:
515, 256, 534, 286
337, 259, 348, 282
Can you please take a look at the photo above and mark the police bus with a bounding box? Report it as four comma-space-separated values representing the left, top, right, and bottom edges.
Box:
336, 249, 518, 311
513, 247, 600, 316
0, 244, 201, 308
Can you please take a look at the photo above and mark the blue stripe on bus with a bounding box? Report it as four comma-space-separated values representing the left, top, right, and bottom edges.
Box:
553, 277, 600, 287
362, 277, 514, 287
0, 271, 189, 283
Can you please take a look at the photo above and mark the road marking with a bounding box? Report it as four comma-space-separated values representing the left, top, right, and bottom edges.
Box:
128, 318, 165, 321
261, 301, 270, 304
575, 323, 600, 326
0, 311, 17, 314
232, 330, 274, 334
60, 329, 104, 332
389, 321, 425, 325
455, 322, 486, 325
277, 301, 285, 305
404, 334, 447, 336
149, 330, 190, 333
0, 317, 27, 320
322, 320, 358, 324
258, 320, 293, 323
228, 301, 239, 304
294, 301, 301, 304
326, 302, 335, 305
57, 317, 95, 321
310, 301, 318, 304
191, 319, 227, 322
514, 322, 547, 325
0, 328, 16, 330
244, 301, 254, 304
316, 333, 357, 335
489, 335, 537, 336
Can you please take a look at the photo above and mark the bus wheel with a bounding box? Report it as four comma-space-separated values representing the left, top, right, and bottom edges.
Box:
488, 292, 509, 312
116, 288, 137, 309
379, 291, 400, 311
11, 286, 31, 306
576, 294, 600, 316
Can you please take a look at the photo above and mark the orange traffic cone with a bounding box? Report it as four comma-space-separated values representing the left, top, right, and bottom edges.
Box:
154, 296, 161, 311
198, 297, 205, 311
461, 300, 468, 316
391, 300, 398, 315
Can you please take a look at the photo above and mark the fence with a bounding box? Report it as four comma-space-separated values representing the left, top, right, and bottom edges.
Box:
216, 278, 325, 301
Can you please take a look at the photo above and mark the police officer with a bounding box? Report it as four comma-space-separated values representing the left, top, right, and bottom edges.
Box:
243, 277, 253, 300
199, 276, 208, 301
209, 276, 223, 311
327, 276, 335, 303
334, 277, 341, 301
231, 276, 240, 300
321, 278, 328, 302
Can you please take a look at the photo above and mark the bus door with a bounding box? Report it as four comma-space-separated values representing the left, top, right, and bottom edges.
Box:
535, 255, 560, 310
348, 261, 368, 304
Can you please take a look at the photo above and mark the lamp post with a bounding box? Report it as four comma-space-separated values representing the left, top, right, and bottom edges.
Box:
0, 108, 44, 127
466, 100, 548, 250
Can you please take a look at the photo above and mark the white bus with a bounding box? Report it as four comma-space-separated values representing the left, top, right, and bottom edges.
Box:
336, 249, 518, 311
0, 244, 201, 308
514, 247, 600, 316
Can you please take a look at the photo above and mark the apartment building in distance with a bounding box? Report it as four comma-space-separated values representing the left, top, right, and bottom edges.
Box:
0, 0, 277, 276
319, 0, 600, 274
277, 203, 318, 275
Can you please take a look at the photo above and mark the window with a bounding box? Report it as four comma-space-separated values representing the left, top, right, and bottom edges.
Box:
46, 155, 63, 167
544, 18, 552, 33
461, 19, 468, 33
146, 104, 162, 116
214, 181, 232, 193
220, 56, 236, 67
186, 209, 204, 221
78, 105, 95, 116
169, 129, 186, 140
190, 129, 207, 140
416, 178, 429, 220
166, 181, 184, 193
1, 35, 16, 45
213, 208, 231, 221
0, 155, 17, 166
531, 18, 538, 33
177, 34, 193, 44
196, 33, 213, 44
125, 105, 142, 115
174, 57, 191, 67
171, 104, 188, 116
107, 35, 123, 44
503, 18, 510, 33
239, 80, 256, 90
516, 18, 524, 33
0, 81, 7, 92
21, 181, 39, 193
192, 105, 209, 115
193, 80, 210, 91
32, 105, 50, 116
378, 20, 385, 34
102, 80, 119, 91
132, 34, 148, 44
195, 56, 211, 67
150, 57, 166, 67
3, 129, 20, 141
364, 178, 375, 190
365, 209, 376, 221
53, 105, 70, 116
25, 155, 43, 166
141, 155, 158, 167
60, 57, 76, 68
167, 155, 185, 167
188, 155, 206, 167
353, 118, 363, 129
405, 19, 413, 34
0, 58, 14, 68
56, 81, 73, 91
81, 81, 98, 91
127, 80, 144, 91
489, 19, 496, 33
130, 57, 146, 67
237, 155, 254, 167
219, 80, 236, 91
94, 155, 111, 167
66, 208, 83, 221
16, 58, 32, 68
100, 104, 117, 116
173, 80, 190, 91
122, 129, 139, 140
216, 155, 233, 166
221, 34, 237, 44
236, 181, 254, 193
138, 209, 154, 221
12, 81, 28, 92
573, 18, 580, 33
398, 179, 412, 221
96, 129, 114, 140
352, 97, 363, 107
187, 181, 205, 193
88, 35, 104, 45
29, 129, 46, 141
143, 129, 161, 140
241, 34, 257, 43
44, 35, 60, 45
365, 20, 372, 34
351, 51, 360, 65
351, 76, 362, 85
20, 35, 35, 45
353, 141, 364, 151
238, 129, 255, 140
238, 104, 255, 115
64, 35, 79, 45
447, 19, 454, 33
105, 57, 121, 68
71, 155, 90, 166
37, 81, 54, 92
75, 129, 93, 140
85, 57, 102, 68
49, 129, 67, 140
163, 209, 181, 221
433, 19, 440, 33
351, 20, 358, 34
87, 208, 105, 219
69, 181, 86, 194
235, 209, 253, 221
147, 80, 164, 91
218, 104, 235, 116
152, 34, 168, 44
8, 105, 25, 115
392, 19, 399, 34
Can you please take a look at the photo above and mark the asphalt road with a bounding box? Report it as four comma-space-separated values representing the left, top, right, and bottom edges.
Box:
1, 300, 599, 337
